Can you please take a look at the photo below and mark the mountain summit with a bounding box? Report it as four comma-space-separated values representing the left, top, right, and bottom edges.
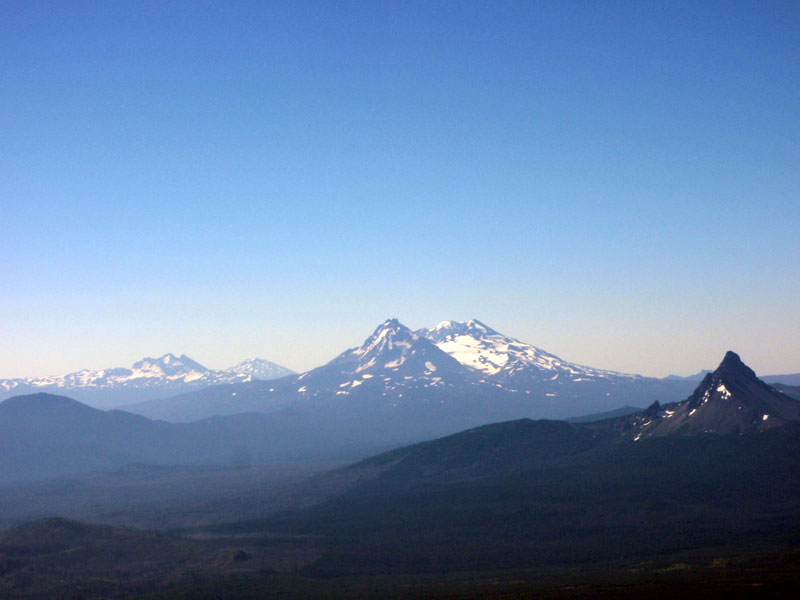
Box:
626, 351, 800, 438
333, 319, 465, 377
130, 353, 209, 378
290, 319, 471, 398
226, 358, 295, 380
716, 350, 756, 378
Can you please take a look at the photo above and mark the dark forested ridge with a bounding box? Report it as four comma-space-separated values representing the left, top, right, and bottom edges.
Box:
5, 419, 800, 598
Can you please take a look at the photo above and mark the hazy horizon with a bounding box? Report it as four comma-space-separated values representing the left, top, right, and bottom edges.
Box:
3, 2, 799, 380
0, 316, 793, 381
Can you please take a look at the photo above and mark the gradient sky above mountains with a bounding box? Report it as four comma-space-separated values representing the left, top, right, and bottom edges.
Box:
2, 1, 799, 378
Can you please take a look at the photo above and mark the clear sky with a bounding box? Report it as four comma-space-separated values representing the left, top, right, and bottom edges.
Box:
2, 1, 799, 379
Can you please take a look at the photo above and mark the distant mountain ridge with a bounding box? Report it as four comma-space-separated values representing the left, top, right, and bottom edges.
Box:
126, 319, 700, 426
0, 392, 359, 485
2, 351, 798, 489
0, 354, 294, 409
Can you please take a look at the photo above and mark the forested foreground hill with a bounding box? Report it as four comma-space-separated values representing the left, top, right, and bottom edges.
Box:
256, 421, 800, 577
4, 422, 800, 599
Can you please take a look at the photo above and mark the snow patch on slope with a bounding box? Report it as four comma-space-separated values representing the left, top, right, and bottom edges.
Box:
420, 320, 636, 381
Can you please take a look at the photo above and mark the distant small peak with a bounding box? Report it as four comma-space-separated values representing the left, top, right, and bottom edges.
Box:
133, 353, 208, 372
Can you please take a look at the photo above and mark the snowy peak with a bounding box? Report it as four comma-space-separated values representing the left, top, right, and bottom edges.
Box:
358, 319, 411, 350
131, 353, 210, 378
427, 319, 496, 338
335, 318, 463, 376
225, 358, 295, 380
294, 319, 471, 396
351, 319, 419, 370
418, 320, 635, 383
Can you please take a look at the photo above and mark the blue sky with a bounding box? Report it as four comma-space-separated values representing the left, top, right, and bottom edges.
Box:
2, 1, 799, 378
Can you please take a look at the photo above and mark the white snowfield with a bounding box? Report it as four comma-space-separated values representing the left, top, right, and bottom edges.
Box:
419, 319, 637, 381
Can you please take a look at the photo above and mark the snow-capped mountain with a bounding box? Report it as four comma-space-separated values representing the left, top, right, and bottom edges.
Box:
0, 354, 294, 409
418, 319, 638, 386
127, 318, 696, 424
279, 318, 477, 401
313, 318, 470, 385
622, 351, 800, 438
129, 353, 209, 379
226, 358, 295, 380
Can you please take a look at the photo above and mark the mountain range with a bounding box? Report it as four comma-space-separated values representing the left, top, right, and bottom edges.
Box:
214, 350, 800, 586
2, 347, 797, 489
5, 319, 797, 419
3, 349, 800, 597
0, 354, 294, 409
125, 319, 702, 423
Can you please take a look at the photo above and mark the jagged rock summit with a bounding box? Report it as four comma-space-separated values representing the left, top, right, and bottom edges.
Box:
627, 351, 800, 438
